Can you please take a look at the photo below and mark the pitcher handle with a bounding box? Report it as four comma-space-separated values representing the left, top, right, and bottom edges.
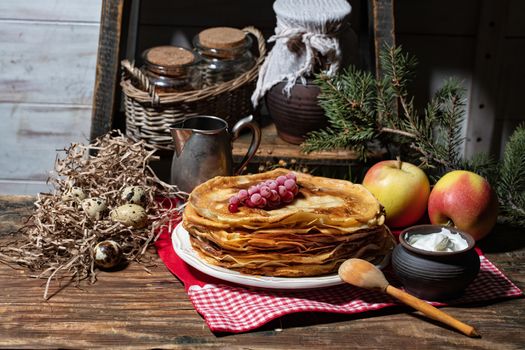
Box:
231, 115, 261, 175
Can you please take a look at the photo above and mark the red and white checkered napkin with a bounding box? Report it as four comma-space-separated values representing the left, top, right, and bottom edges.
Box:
155, 225, 523, 333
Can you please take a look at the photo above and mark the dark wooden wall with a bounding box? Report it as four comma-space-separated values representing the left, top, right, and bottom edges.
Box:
132, 0, 364, 63
132, 0, 525, 159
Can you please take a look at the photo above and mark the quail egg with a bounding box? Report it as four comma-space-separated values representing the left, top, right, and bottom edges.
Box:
94, 240, 122, 269
81, 197, 107, 220
121, 186, 147, 205
62, 187, 87, 203
110, 204, 148, 228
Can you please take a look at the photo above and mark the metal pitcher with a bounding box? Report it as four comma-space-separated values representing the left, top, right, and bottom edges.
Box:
169, 115, 261, 193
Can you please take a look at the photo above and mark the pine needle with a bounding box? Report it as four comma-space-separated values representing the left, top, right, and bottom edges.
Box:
497, 124, 525, 224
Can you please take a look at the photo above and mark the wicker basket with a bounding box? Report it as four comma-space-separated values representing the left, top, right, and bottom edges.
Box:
120, 26, 266, 150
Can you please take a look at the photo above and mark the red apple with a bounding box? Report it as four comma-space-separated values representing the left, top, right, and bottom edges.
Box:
428, 170, 498, 240
362, 159, 430, 227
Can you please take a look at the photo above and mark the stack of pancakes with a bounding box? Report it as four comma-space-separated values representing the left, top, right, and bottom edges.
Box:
182, 169, 395, 277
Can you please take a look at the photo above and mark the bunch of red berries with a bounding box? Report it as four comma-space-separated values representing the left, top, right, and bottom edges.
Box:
228, 172, 299, 213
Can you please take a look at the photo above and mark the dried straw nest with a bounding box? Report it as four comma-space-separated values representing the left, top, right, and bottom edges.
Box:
0, 131, 186, 299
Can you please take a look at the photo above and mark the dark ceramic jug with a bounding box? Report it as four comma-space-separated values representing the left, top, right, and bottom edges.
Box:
392, 225, 480, 301
265, 80, 327, 145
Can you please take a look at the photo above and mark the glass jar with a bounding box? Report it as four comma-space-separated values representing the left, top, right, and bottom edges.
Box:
141, 46, 202, 93
193, 27, 255, 87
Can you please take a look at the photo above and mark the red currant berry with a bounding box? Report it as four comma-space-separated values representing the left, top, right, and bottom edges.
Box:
276, 176, 287, 185
229, 195, 240, 205
284, 179, 296, 190
250, 193, 262, 205
281, 190, 294, 203
228, 203, 239, 213
260, 186, 271, 198
248, 186, 259, 196
238, 189, 248, 200
286, 172, 296, 180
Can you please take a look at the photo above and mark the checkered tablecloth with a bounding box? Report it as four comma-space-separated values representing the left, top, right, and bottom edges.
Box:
155, 222, 523, 333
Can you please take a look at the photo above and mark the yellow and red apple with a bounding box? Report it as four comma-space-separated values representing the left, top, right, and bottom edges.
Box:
428, 170, 498, 241
362, 160, 430, 227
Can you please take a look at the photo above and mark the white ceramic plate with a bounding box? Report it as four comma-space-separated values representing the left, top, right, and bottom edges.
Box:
172, 222, 390, 290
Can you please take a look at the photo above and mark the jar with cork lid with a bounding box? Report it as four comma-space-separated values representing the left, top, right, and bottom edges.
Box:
193, 27, 255, 87
141, 46, 202, 93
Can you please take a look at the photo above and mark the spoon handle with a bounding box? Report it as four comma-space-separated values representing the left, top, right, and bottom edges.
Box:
385, 285, 480, 338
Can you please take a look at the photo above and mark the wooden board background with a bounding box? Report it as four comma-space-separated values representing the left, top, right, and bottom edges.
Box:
0, 0, 101, 194
395, 0, 525, 158
0, 0, 102, 22
1, 0, 525, 194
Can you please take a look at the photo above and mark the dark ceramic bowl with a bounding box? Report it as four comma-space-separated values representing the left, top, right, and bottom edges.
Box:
392, 225, 480, 301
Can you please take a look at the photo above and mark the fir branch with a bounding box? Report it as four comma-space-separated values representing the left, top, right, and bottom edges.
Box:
380, 45, 417, 96
379, 127, 416, 138
303, 67, 379, 155
497, 124, 525, 224
461, 153, 498, 186
304, 46, 468, 179
406, 78, 467, 176
377, 47, 468, 176
432, 78, 466, 167
376, 79, 394, 125
379, 45, 417, 129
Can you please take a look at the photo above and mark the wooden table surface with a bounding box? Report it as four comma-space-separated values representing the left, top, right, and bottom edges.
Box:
1, 195, 524, 349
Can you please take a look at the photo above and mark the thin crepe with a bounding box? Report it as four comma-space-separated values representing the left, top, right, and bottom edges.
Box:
182, 169, 394, 277
189, 169, 385, 229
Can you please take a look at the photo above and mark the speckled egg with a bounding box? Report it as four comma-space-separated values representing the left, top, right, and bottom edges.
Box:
62, 187, 87, 203
110, 204, 148, 228
81, 197, 107, 220
121, 186, 147, 205
94, 240, 122, 269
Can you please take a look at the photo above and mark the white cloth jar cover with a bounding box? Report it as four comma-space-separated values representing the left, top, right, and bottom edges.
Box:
251, 0, 351, 106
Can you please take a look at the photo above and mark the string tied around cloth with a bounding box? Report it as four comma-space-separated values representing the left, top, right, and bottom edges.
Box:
251, 2, 349, 107
270, 27, 341, 81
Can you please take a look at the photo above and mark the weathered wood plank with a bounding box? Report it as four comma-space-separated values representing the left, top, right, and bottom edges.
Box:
0, 195, 34, 235
495, 39, 525, 118
491, 39, 525, 156
0, 21, 99, 104
465, 0, 509, 158
370, 0, 396, 78
395, 0, 480, 36
0, 0, 102, 23
507, 0, 525, 37
0, 180, 52, 196
90, 0, 126, 140
0, 103, 91, 183
396, 34, 475, 112
0, 195, 524, 348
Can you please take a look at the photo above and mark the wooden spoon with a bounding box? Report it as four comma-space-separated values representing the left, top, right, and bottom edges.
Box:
338, 258, 480, 338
